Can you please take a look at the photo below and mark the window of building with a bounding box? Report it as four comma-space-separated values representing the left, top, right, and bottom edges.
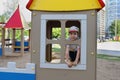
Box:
40, 14, 87, 70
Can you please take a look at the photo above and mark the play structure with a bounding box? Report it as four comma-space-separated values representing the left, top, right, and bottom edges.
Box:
0, 0, 105, 80
26, 0, 105, 80
0, 22, 5, 56
1, 6, 31, 56
0, 62, 35, 80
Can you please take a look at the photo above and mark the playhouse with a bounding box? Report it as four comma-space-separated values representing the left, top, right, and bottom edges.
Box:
2, 6, 31, 56
0, 0, 105, 80
26, 0, 105, 80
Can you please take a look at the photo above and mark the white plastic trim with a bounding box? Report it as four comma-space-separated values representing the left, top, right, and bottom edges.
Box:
41, 14, 87, 20
40, 20, 46, 63
40, 14, 87, 70
0, 62, 35, 74
40, 63, 86, 70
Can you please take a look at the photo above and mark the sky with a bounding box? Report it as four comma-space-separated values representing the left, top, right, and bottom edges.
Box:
0, 0, 6, 15
0, 0, 31, 22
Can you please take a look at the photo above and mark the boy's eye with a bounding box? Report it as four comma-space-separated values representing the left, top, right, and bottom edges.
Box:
70, 33, 77, 35
73, 33, 77, 35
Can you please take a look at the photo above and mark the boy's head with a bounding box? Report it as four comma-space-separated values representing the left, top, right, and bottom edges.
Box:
69, 26, 79, 41
69, 26, 79, 33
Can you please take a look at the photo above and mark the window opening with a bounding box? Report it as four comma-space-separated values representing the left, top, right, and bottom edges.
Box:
64, 20, 81, 67
46, 44, 61, 64
46, 20, 61, 40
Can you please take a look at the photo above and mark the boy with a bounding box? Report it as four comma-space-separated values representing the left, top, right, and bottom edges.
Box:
65, 26, 80, 67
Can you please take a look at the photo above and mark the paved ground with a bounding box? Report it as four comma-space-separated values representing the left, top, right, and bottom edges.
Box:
97, 42, 120, 56
0, 54, 120, 80
97, 59, 120, 80
0, 52, 31, 68
97, 42, 120, 80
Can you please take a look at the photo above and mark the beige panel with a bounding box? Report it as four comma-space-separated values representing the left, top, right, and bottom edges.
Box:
2, 28, 5, 56
31, 10, 97, 80
86, 10, 97, 80
21, 28, 24, 56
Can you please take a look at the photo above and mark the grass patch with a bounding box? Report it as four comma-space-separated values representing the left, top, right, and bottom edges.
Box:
52, 48, 60, 52
97, 54, 120, 61
108, 40, 120, 42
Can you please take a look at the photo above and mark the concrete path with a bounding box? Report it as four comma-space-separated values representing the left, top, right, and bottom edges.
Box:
97, 42, 120, 56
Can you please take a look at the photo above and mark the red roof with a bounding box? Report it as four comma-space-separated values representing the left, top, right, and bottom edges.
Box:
4, 6, 23, 29
26, 0, 33, 9
98, 0, 105, 9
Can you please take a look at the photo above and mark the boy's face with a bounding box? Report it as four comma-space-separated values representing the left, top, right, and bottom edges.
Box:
69, 32, 78, 41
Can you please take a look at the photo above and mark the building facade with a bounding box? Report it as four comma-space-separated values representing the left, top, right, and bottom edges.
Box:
106, 0, 120, 37
97, 9, 106, 38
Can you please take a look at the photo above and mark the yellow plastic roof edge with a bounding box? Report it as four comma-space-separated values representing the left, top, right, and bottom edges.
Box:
26, 0, 105, 11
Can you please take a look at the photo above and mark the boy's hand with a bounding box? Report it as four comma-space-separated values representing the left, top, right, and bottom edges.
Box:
73, 61, 78, 66
65, 59, 73, 68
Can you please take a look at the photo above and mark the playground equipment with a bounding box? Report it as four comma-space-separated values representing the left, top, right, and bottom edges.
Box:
0, 24, 4, 57
0, 0, 105, 80
0, 62, 35, 80
0, 22, 5, 56
26, 0, 105, 80
2, 6, 31, 56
